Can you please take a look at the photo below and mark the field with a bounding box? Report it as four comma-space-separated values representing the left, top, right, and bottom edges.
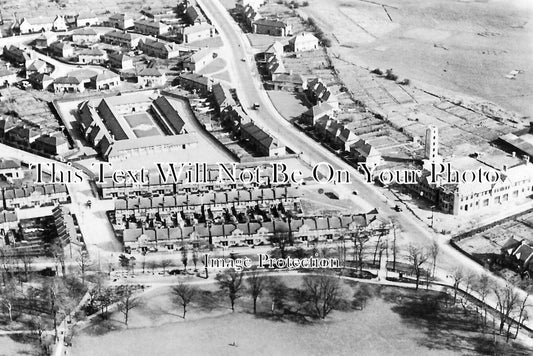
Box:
300, 0, 533, 118
70, 279, 532, 356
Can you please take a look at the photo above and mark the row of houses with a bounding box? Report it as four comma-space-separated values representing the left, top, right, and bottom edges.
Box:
1, 184, 69, 210
299, 109, 382, 170
98, 162, 284, 199
0, 117, 70, 156
114, 186, 301, 217
123, 212, 383, 252
241, 5, 292, 36
11, 13, 102, 34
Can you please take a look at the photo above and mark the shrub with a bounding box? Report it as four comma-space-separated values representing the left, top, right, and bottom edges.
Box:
385, 69, 398, 81
370, 68, 383, 75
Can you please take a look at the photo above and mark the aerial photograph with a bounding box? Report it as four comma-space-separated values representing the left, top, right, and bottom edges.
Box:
0, 0, 532, 355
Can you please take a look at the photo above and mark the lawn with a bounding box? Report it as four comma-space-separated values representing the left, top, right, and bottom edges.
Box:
70, 278, 532, 356
267, 90, 309, 123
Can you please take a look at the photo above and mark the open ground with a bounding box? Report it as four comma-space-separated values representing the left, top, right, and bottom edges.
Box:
299, 0, 533, 118
69, 277, 532, 356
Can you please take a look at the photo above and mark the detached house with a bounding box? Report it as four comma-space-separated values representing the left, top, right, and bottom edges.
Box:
49, 41, 74, 58
240, 122, 285, 157
105, 13, 134, 30
183, 23, 216, 43
288, 32, 319, 52
72, 28, 100, 43
183, 48, 215, 72
178, 73, 214, 94
32, 133, 69, 155
253, 19, 292, 37
301, 102, 335, 126
137, 68, 165, 87
108, 52, 134, 70
78, 49, 107, 64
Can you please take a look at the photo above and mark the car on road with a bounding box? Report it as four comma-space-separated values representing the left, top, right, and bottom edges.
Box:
252, 103, 260, 110
241, 57, 246, 62
169, 269, 183, 275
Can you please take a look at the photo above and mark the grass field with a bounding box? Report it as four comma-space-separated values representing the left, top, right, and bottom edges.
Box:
70, 278, 532, 356
300, 0, 533, 118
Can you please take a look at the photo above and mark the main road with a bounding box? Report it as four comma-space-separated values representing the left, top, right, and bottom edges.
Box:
197, 0, 533, 330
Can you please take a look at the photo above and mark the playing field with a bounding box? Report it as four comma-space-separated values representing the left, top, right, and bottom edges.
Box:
70, 279, 532, 356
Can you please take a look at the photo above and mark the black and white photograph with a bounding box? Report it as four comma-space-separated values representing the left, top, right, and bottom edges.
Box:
0, 0, 532, 355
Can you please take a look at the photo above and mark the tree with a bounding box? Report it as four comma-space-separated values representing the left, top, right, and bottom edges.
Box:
17, 252, 33, 281
270, 232, 290, 258
192, 249, 199, 272
216, 268, 244, 312
514, 292, 529, 339
172, 282, 198, 319
303, 272, 341, 319
476, 274, 490, 329
181, 248, 189, 271
407, 245, 428, 290
246, 267, 266, 314
76, 250, 92, 286
494, 284, 519, 337
451, 268, 464, 304
430, 240, 439, 278
353, 232, 369, 272
160, 259, 172, 274
118, 286, 140, 327
0, 280, 17, 321
268, 277, 289, 315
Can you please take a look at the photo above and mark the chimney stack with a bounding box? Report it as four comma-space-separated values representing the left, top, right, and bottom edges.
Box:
512, 151, 516, 158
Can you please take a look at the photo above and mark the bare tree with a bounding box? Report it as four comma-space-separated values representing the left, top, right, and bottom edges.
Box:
160, 259, 172, 274
118, 286, 140, 327
181, 248, 189, 271
514, 292, 529, 339
430, 240, 439, 278
451, 268, 464, 304
268, 277, 289, 315
270, 232, 290, 258
216, 268, 244, 312
17, 252, 33, 281
76, 250, 92, 286
476, 274, 490, 329
303, 272, 342, 319
407, 245, 429, 290
172, 282, 198, 319
0, 280, 17, 321
494, 284, 519, 338
192, 249, 199, 271
353, 233, 369, 272
246, 267, 266, 314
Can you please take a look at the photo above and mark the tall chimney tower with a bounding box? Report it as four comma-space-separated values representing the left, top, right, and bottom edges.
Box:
425, 125, 439, 161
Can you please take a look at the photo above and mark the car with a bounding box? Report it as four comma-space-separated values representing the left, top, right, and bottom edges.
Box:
352, 190, 358, 195
393, 205, 403, 212
169, 269, 182, 275
252, 103, 260, 110
241, 57, 246, 62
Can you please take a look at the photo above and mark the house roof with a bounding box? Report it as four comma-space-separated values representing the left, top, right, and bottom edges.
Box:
54, 76, 82, 85
241, 122, 275, 149
179, 72, 211, 86
108, 52, 132, 62
183, 23, 214, 35
212, 83, 235, 107
72, 28, 98, 36
304, 102, 334, 118
187, 48, 213, 63
35, 133, 67, 146
79, 48, 106, 56
138, 67, 163, 77
289, 32, 319, 45
254, 18, 287, 28
95, 70, 119, 82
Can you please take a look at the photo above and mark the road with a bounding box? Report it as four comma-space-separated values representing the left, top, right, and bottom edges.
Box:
196, 0, 533, 329
0, 143, 121, 253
